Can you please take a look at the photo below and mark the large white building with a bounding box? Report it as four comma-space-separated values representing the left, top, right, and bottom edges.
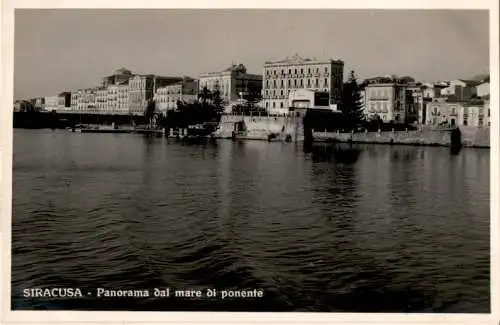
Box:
198, 64, 262, 105
425, 99, 489, 127
44, 96, 59, 111
155, 78, 198, 113
262, 55, 344, 115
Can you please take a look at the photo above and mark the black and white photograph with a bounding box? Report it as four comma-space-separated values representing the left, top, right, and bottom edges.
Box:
2, 1, 499, 323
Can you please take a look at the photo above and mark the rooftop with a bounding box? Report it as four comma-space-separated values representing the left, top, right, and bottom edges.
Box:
264, 54, 343, 66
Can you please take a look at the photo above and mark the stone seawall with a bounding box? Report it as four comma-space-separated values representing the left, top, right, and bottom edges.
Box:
215, 115, 304, 141
313, 127, 490, 148
459, 126, 490, 148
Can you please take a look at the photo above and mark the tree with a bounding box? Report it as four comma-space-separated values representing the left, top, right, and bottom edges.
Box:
211, 88, 224, 116
340, 70, 364, 130
198, 86, 212, 104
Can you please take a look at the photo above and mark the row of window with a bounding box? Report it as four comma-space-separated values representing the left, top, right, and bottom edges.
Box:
266, 66, 340, 76
263, 101, 288, 109
266, 78, 331, 89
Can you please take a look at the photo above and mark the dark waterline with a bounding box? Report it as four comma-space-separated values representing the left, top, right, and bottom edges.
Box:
11, 129, 490, 312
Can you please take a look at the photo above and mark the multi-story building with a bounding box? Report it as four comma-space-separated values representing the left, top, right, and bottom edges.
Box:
71, 89, 95, 112
155, 78, 199, 113
33, 97, 45, 110
44, 96, 59, 111
425, 98, 488, 127
105, 83, 129, 114
199, 64, 262, 106
262, 55, 344, 115
95, 88, 108, 113
128, 75, 184, 115
71, 91, 81, 111
83, 89, 96, 112
363, 82, 408, 123
58, 92, 71, 110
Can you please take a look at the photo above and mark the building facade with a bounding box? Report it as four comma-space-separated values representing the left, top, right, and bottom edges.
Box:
128, 75, 184, 114
58, 92, 71, 110
199, 64, 262, 106
155, 78, 199, 113
95, 88, 108, 112
71, 91, 81, 111
262, 55, 344, 115
425, 99, 488, 127
363, 83, 408, 123
83, 89, 96, 112
476, 82, 490, 98
44, 96, 59, 111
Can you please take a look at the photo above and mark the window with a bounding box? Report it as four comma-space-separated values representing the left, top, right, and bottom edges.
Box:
281, 90, 283, 96
325, 67, 328, 73
288, 79, 291, 87
324, 78, 328, 87
488, 109, 490, 117
316, 79, 319, 87
273, 102, 276, 108
300, 79, 303, 87
288, 69, 291, 74
308, 68, 311, 74
266, 102, 269, 108
281, 80, 284, 87
307, 79, 311, 87
274, 80, 277, 87
295, 69, 297, 74
294, 80, 297, 87
301, 68, 303, 74
280, 102, 284, 108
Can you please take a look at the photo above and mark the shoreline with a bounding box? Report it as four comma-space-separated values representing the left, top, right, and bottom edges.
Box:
12, 127, 491, 149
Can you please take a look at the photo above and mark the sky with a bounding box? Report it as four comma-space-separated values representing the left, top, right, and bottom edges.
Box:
14, 9, 489, 100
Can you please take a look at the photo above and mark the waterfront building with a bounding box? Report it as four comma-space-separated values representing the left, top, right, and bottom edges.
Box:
105, 83, 129, 114
199, 63, 262, 106
425, 98, 488, 127
363, 82, 408, 123
128, 75, 184, 115
58, 92, 72, 110
44, 96, 59, 111
262, 55, 344, 115
95, 88, 108, 113
102, 67, 134, 87
71, 91, 80, 111
154, 78, 199, 113
34, 97, 45, 110
83, 89, 97, 112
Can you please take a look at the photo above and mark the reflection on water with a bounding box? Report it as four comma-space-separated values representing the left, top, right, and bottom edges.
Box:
11, 130, 490, 312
